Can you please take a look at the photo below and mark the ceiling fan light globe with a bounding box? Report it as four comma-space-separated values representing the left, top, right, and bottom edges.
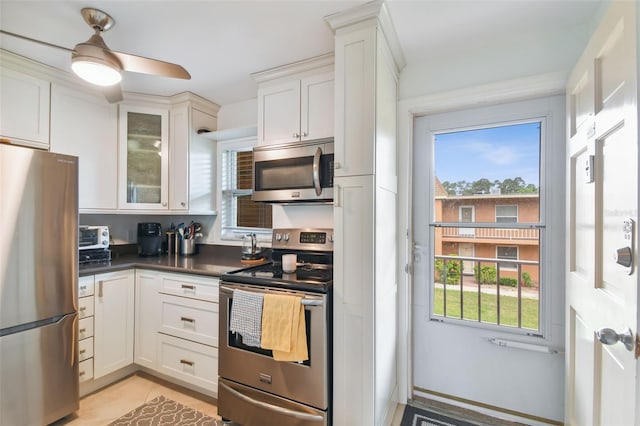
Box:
72, 59, 121, 86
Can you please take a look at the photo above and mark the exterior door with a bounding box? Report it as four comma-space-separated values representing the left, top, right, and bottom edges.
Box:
458, 243, 475, 275
566, 3, 639, 425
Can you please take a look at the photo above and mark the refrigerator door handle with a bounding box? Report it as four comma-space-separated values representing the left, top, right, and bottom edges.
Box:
98, 280, 103, 298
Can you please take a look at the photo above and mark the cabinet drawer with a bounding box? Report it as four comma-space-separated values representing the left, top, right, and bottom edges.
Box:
160, 274, 219, 302
78, 358, 93, 382
78, 317, 94, 340
159, 294, 218, 347
78, 337, 94, 361
78, 296, 94, 319
157, 333, 218, 392
78, 276, 95, 297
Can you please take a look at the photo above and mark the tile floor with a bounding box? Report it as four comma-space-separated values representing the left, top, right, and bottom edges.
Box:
52, 372, 407, 425
52, 373, 220, 425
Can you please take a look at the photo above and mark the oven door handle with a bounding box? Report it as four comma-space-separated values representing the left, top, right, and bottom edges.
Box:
220, 286, 324, 306
220, 382, 324, 422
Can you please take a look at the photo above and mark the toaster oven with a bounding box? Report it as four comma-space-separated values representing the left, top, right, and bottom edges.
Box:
79, 225, 109, 250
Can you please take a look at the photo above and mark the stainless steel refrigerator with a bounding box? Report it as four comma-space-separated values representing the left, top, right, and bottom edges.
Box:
0, 143, 79, 425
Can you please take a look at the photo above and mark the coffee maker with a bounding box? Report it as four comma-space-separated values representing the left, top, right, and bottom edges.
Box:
137, 222, 162, 256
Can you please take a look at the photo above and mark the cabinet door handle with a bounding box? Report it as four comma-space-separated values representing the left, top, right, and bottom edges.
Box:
302, 131, 308, 137
79, 349, 86, 355
180, 202, 186, 207
293, 132, 300, 138
98, 280, 103, 298
181, 284, 196, 291
80, 285, 86, 291
334, 162, 341, 169
79, 328, 86, 333
79, 306, 86, 312
162, 202, 167, 207
180, 359, 194, 367
180, 316, 195, 323
79, 371, 86, 377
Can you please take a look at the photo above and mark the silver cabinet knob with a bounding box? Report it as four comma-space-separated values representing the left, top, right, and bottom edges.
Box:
180, 202, 186, 207
596, 327, 634, 351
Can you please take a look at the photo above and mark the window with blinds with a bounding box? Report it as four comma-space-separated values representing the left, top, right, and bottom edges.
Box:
220, 142, 272, 241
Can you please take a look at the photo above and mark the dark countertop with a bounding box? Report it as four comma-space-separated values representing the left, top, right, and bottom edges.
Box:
79, 244, 270, 278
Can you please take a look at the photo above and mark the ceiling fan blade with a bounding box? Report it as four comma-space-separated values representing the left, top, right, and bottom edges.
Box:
102, 84, 123, 103
0, 29, 73, 53
111, 50, 190, 80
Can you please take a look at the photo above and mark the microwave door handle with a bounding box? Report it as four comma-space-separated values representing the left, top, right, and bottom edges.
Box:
313, 147, 322, 196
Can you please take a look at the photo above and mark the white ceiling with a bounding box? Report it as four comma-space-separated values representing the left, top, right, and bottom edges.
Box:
0, 0, 605, 106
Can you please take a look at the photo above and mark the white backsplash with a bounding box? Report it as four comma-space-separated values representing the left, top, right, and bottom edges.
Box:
80, 214, 218, 245
81, 204, 332, 247
272, 204, 333, 229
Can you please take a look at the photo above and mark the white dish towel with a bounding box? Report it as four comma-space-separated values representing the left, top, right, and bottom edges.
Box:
229, 289, 264, 347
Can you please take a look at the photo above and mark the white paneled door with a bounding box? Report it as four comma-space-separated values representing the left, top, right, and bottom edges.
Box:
566, 3, 638, 425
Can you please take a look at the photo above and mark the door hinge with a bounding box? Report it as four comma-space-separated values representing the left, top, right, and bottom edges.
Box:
404, 264, 412, 274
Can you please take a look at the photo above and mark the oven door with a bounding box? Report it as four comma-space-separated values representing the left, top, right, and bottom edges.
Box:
219, 378, 327, 426
218, 283, 329, 411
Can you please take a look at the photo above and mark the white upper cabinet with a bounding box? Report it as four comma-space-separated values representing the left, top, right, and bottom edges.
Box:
301, 73, 334, 141
254, 54, 334, 146
257, 79, 301, 145
50, 83, 118, 211
118, 103, 170, 210
0, 66, 50, 149
169, 95, 219, 214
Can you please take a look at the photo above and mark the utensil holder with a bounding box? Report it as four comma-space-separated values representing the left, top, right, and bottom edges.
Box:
180, 239, 197, 256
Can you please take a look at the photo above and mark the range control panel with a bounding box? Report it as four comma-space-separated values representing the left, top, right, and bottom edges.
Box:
272, 228, 334, 252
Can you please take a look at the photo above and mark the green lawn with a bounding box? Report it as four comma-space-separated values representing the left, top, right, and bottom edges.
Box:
433, 287, 539, 330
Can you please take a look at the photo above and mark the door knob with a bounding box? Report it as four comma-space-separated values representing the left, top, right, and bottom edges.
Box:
614, 247, 632, 267
596, 327, 634, 351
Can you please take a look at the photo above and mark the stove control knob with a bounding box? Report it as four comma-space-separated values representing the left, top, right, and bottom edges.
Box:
283, 233, 290, 242
275, 233, 282, 241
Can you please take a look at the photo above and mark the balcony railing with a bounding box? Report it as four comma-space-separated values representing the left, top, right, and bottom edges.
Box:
438, 226, 539, 241
433, 254, 540, 332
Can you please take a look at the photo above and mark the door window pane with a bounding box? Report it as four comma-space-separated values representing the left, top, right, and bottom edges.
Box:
432, 121, 541, 331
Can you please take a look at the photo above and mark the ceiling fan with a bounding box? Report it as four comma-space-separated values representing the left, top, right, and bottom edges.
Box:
0, 7, 191, 103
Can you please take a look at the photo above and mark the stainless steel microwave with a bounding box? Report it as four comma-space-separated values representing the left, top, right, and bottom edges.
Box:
252, 138, 334, 203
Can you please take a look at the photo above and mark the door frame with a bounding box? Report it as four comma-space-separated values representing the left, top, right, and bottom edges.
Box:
397, 75, 567, 406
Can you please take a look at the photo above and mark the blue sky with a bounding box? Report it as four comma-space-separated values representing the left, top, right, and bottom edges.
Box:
434, 122, 540, 186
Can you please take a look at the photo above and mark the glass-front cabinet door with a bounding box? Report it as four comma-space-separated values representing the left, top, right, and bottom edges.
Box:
118, 104, 169, 210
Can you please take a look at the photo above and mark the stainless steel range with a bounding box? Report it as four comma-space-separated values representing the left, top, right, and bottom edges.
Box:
218, 228, 333, 426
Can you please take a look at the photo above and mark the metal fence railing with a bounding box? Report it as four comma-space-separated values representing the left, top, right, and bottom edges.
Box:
433, 254, 540, 331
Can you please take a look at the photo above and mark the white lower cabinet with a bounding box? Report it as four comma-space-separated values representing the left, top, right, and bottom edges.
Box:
135, 270, 162, 369
157, 333, 218, 391
77, 275, 95, 383
93, 270, 135, 379
78, 359, 94, 384
135, 270, 220, 395
159, 293, 219, 347
81, 269, 219, 396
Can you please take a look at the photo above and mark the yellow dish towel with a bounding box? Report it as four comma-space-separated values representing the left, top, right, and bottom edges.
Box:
261, 294, 308, 362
